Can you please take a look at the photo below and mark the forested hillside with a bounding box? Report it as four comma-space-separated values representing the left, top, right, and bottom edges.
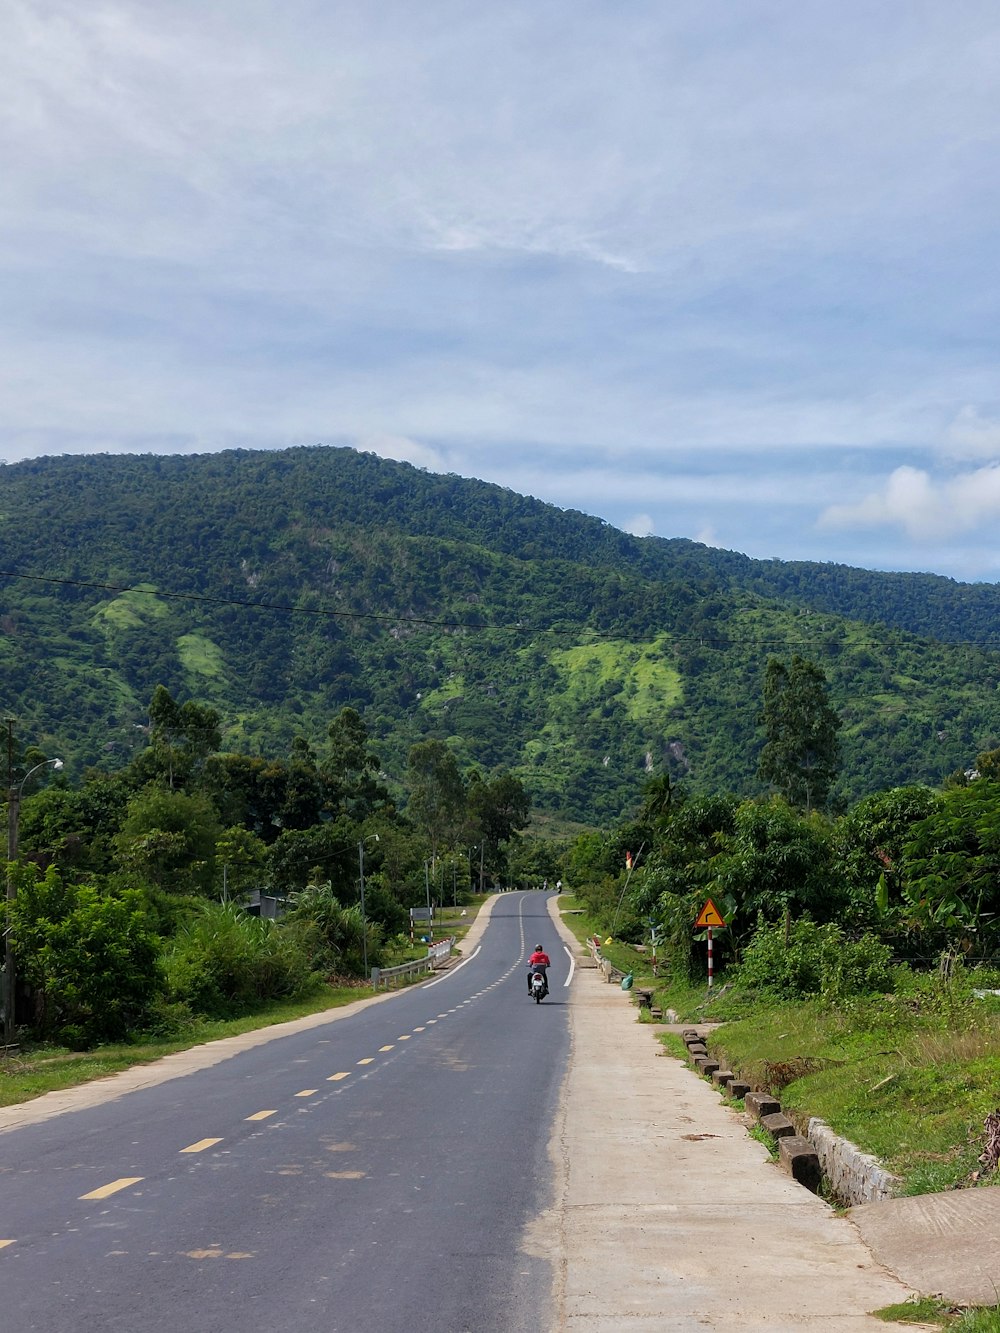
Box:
1, 445, 998, 824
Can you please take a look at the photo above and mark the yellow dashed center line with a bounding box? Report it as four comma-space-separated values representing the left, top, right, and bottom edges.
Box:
180, 1138, 223, 1154
0, 1240, 15, 1250
426, 1019, 437, 1024
295, 1089, 319, 1097
79, 1177, 144, 1201
398, 1035, 411, 1041
379, 1044, 394, 1051
356, 1058, 374, 1066
413, 1026, 425, 1032
246, 1110, 277, 1121
328, 1071, 351, 1081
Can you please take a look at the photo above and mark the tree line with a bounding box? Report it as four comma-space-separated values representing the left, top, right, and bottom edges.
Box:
4, 689, 542, 1048
568, 654, 1000, 996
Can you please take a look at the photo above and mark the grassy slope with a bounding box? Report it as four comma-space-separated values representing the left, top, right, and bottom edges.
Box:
563, 921, 1000, 1198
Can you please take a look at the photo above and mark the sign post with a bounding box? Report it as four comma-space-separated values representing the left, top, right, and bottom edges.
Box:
694, 898, 727, 988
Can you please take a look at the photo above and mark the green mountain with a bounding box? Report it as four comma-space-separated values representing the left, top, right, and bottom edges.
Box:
1, 445, 998, 824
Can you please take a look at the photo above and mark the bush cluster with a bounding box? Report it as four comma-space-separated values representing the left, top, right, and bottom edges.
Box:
732, 917, 893, 1001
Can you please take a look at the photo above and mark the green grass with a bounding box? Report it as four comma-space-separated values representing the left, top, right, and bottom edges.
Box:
177, 632, 226, 678
0, 984, 363, 1108
875, 1298, 1000, 1329
703, 994, 1000, 1193
578, 933, 1000, 1198
91, 585, 167, 633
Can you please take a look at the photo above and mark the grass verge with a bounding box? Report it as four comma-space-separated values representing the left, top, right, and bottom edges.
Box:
0, 983, 365, 1108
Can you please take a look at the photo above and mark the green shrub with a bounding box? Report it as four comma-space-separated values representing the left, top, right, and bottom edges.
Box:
164, 902, 318, 1017
736, 916, 893, 1000
9, 864, 163, 1048
281, 883, 383, 976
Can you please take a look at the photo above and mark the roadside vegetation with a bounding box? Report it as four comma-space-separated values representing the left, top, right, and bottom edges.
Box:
1, 696, 525, 1058
5, 655, 1000, 1219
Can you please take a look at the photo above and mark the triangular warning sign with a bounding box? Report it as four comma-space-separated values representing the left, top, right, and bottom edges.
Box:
695, 898, 726, 929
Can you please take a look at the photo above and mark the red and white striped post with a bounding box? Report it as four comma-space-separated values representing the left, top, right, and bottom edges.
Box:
695, 899, 725, 990
707, 926, 714, 989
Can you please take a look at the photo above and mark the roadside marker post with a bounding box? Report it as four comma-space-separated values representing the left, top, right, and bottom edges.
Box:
694, 899, 727, 989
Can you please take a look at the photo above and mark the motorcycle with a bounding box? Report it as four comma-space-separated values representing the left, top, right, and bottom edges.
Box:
530, 969, 549, 1003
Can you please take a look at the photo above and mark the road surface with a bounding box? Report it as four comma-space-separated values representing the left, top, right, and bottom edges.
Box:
0, 891, 569, 1332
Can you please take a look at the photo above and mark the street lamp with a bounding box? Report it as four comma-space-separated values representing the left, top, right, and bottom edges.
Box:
358, 834, 379, 984
4, 757, 64, 1044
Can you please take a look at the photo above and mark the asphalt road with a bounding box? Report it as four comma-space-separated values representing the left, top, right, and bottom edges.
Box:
0, 892, 572, 1333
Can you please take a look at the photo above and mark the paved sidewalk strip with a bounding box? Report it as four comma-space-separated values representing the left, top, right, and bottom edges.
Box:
538, 902, 914, 1331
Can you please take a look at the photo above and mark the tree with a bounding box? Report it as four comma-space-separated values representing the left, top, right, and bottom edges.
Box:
140, 685, 221, 789
323, 707, 389, 820
833, 785, 940, 929
113, 787, 221, 893
757, 655, 841, 812
896, 779, 1000, 954
466, 770, 531, 882
406, 740, 466, 867
9, 865, 162, 1046
215, 826, 268, 901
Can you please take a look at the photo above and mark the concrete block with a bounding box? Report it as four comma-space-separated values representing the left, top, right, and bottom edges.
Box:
760, 1112, 796, 1139
694, 1057, 719, 1078
728, 1081, 750, 1099
681, 1028, 700, 1040
779, 1135, 822, 1192
712, 1069, 734, 1089
745, 1092, 781, 1120
686, 1044, 707, 1059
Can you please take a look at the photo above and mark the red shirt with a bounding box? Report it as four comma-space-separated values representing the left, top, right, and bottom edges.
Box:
529, 951, 551, 967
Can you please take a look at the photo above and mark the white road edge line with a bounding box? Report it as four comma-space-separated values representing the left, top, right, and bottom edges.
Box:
424, 945, 482, 987
563, 945, 575, 986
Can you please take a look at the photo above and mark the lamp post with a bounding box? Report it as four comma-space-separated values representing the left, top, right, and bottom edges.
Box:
4, 756, 64, 1044
358, 833, 379, 984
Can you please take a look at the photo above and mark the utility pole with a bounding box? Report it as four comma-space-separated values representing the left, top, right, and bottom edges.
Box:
4, 718, 15, 1046
3, 732, 64, 1045
424, 860, 433, 944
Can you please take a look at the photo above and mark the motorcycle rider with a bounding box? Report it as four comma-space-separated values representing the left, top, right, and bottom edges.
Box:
527, 944, 551, 993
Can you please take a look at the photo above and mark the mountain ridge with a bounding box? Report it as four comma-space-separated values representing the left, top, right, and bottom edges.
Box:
1, 445, 998, 824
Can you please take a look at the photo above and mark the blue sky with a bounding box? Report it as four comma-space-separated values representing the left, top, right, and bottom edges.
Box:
3, 2, 1000, 581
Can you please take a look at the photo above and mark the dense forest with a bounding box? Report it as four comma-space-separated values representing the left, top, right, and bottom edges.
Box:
1, 445, 999, 825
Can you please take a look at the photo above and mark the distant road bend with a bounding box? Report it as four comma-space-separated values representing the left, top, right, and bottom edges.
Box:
0, 892, 572, 1333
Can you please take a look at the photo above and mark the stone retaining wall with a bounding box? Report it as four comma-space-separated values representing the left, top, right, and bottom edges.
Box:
807, 1117, 899, 1204
681, 1028, 900, 1206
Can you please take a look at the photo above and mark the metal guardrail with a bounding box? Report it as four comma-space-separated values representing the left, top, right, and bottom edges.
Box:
588, 935, 627, 984
370, 937, 456, 988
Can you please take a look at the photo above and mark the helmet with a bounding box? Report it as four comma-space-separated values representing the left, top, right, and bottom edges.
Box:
535, 944, 543, 952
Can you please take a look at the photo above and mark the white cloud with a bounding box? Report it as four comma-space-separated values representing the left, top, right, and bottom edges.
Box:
819, 463, 1000, 539
356, 434, 445, 472
694, 526, 722, 549
944, 406, 1000, 462
4, 3, 1000, 578
624, 513, 655, 537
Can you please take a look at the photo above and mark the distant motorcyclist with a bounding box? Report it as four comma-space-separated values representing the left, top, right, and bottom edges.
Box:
527, 944, 551, 993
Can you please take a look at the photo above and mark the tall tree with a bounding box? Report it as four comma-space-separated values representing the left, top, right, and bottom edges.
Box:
323, 707, 389, 820
143, 685, 221, 789
406, 740, 466, 869
466, 771, 531, 882
757, 655, 841, 812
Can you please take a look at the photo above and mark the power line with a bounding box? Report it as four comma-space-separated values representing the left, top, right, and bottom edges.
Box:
2, 566, 1000, 650
0, 569, 484, 631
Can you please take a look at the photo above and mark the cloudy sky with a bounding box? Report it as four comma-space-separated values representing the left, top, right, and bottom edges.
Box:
3, 3, 1000, 582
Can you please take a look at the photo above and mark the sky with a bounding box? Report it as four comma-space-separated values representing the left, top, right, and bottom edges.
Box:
3, 2, 1000, 583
